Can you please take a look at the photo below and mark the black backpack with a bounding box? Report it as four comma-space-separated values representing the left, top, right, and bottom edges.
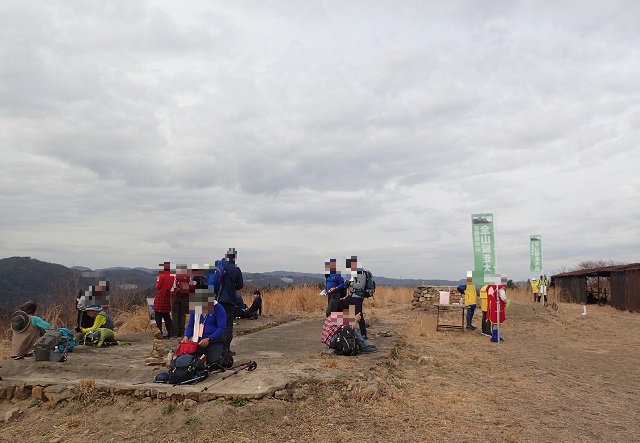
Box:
331, 325, 358, 356
166, 354, 209, 385
362, 269, 376, 298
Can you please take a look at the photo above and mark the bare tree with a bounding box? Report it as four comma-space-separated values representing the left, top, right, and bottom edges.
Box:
574, 259, 626, 271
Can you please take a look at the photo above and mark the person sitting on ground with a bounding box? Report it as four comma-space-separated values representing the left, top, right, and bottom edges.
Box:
234, 292, 247, 318
75, 290, 93, 329
181, 298, 226, 367
75, 305, 114, 342
321, 301, 377, 353
240, 290, 263, 319
10, 301, 51, 359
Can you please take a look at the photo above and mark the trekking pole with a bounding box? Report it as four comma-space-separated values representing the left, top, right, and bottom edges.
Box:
201, 360, 257, 392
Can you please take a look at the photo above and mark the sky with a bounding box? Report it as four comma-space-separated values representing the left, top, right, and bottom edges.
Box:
1, 1, 639, 281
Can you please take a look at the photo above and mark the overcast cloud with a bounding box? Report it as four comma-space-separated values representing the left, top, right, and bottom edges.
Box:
1, 1, 639, 280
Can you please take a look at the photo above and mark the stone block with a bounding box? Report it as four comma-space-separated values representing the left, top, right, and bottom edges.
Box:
182, 398, 197, 408
274, 389, 289, 400
4, 385, 16, 400
31, 386, 47, 401
44, 385, 74, 404
170, 393, 184, 402
186, 392, 200, 401
146, 356, 164, 365
4, 408, 21, 422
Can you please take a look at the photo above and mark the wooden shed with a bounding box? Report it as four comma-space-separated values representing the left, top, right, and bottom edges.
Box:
552, 263, 640, 312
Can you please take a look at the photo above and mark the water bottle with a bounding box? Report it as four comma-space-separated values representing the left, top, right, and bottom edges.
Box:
165, 349, 175, 369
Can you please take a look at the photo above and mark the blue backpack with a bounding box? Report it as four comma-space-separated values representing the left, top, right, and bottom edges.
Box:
56, 328, 75, 353
206, 259, 226, 294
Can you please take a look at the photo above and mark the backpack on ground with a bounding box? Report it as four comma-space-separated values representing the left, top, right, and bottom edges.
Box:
79, 328, 120, 347
34, 329, 69, 362
219, 349, 234, 369
331, 325, 359, 356
56, 328, 76, 353
162, 354, 209, 385
206, 259, 226, 295
362, 269, 376, 298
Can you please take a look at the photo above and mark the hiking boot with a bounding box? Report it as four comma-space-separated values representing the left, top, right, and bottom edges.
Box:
360, 346, 378, 353
466, 325, 476, 330
481, 332, 491, 337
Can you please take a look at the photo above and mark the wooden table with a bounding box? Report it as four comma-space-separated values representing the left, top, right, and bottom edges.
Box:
433, 303, 468, 332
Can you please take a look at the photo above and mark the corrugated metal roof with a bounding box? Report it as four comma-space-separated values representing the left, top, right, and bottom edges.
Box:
552, 263, 640, 278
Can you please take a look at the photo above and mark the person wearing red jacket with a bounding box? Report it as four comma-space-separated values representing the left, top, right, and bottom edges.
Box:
154, 262, 175, 339
486, 285, 509, 342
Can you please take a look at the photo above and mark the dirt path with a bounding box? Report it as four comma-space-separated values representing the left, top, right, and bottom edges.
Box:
1, 300, 639, 443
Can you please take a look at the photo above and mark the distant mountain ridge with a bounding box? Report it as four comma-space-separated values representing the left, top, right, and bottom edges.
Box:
0, 257, 463, 309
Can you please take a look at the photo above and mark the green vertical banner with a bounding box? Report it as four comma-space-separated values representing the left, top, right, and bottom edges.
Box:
530, 235, 542, 272
471, 213, 496, 284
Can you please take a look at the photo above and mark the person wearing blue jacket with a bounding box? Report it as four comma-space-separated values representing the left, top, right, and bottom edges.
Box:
218, 248, 244, 354
182, 301, 226, 365
325, 258, 346, 317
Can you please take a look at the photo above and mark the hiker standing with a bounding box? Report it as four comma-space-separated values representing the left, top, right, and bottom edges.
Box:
172, 264, 191, 338
344, 256, 368, 339
464, 275, 478, 330
154, 262, 174, 339
537, 275, 548, 305
487, 285, 509, 342
479, 285, 491, 336
324, 258, 346, 317
531, 279, 539, 302
218, 248, 244, 354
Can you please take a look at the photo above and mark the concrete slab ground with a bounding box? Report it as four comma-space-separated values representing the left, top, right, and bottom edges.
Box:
0, 315, 396, 401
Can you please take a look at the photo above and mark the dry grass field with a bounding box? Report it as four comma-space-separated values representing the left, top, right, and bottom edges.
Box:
2, 286, 640, 442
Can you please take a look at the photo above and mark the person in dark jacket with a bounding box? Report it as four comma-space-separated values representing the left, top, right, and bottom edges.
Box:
233, 293, 246, 318
324, 258, 346, 317
172, 263, 192, 338
240, 290, 263, 319
76, 290, 93, 329
218, 248, 244, 353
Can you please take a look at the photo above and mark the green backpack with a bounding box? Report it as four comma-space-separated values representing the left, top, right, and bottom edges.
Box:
80, 328, 116, 347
